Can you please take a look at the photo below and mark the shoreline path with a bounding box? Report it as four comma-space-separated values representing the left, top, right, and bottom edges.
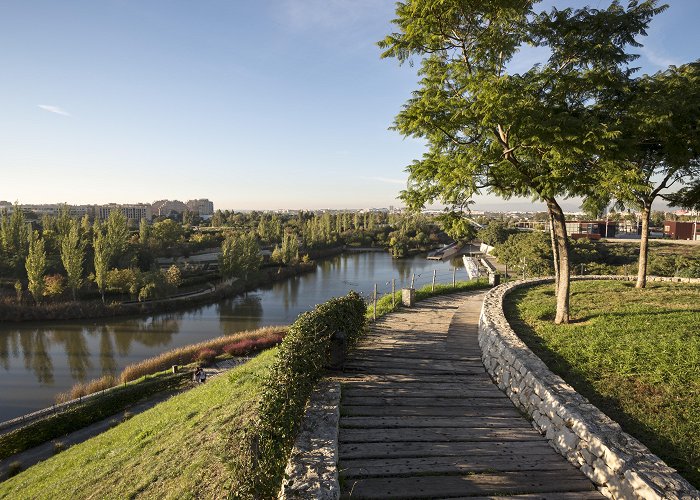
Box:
337, 291, 603, 499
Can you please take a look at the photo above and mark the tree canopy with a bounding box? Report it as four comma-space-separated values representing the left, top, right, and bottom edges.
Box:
380, 0, 665, 322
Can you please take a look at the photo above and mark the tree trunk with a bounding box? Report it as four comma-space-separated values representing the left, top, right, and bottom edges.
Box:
546, 198, 570, 324
548, 210, 560, 295
636, 206, 651, 288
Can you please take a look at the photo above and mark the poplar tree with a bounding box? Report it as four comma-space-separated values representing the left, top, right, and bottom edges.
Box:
1, 203, 30, 278
61, 220, 85, 300
105, 210, 129, 266
93, 226, 110, 303
380, 0, 662, 323
25, 230, 47, 304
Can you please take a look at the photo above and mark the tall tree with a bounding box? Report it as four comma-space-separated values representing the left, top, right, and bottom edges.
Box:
105, 210, 129, 266
380, 0, 662, 323
1, 203, 30, 278
93, 225, 110, 303
25, 231, 47, 304
61, 220, 85, 300
606, 62, 700, 288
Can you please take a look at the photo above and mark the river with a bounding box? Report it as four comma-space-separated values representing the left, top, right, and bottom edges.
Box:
0, 252, 471, 421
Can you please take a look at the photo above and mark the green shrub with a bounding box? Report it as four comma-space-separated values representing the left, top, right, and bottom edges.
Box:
231, 291, 366, 498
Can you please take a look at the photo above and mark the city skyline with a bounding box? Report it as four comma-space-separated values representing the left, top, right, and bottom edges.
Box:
2, 1, 699, 212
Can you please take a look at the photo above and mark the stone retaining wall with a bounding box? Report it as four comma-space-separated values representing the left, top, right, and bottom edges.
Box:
478, 276, 700, 500
279, 380, 341, 500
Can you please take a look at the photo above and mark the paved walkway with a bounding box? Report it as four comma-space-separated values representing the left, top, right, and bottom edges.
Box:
338, 292, 603, 499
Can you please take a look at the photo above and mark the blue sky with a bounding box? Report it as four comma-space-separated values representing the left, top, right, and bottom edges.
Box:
1, 1, 698, 211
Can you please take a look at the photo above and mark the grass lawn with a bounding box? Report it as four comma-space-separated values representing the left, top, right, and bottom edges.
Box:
504, 280, 700, 487
0, 348, 277, 499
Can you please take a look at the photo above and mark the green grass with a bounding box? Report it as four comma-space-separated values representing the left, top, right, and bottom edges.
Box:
504, 280, 700, 487
0, 348, 278, 499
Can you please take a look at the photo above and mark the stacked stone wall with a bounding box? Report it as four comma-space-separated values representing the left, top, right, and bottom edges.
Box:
478, 275, 700, 500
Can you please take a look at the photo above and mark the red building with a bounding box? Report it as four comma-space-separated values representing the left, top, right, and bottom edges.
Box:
664, 221, 699, 240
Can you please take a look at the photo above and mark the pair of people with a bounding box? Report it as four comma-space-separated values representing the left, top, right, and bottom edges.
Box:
193, 366, 207, 383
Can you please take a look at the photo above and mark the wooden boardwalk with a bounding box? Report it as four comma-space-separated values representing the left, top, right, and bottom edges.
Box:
338, 292, 603, 499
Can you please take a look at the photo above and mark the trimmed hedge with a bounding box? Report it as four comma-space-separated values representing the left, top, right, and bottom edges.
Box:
231, 291, 366, 499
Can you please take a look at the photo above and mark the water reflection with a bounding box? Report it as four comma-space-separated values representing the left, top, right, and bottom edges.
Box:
218, 294, 263, 334
0, 252, 462, 421
32, 331, 53, 385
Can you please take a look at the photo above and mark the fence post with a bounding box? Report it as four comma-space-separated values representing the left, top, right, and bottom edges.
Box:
373, 283, 377, 321
411, 273, 415, 289
391, 278, 395, 308
453, 267, 456, 288
432, 269, 436, 291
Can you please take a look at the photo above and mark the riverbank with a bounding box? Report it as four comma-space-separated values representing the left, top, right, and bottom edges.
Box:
0, 262, 315, 323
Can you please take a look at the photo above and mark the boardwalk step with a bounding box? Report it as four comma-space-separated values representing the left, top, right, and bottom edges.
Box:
339, 427, 543, 443
339, 416, 533, 429
340, 471, 596, 499
339, 440, 561, 460
340, 405, 522, 418
339, 454, 574, 478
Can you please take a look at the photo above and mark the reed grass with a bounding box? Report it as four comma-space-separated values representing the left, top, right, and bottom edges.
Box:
56, 326, 286, 403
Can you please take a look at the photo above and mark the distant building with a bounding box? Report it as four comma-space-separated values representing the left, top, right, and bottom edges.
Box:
664, 221, 699, 240
151, 200, 189, 218
96, 203, 152, 222
186, 199, 214, 216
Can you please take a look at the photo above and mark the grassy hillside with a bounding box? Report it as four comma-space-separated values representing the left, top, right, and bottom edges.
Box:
0, 348, 277, 499
504, 280, 700, 487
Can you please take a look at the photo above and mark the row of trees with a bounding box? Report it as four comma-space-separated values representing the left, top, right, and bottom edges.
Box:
382, 0, 699, 323
4, 207, 186, 305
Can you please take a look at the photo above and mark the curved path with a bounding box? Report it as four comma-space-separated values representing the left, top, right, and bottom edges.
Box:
338, 291, 603, 499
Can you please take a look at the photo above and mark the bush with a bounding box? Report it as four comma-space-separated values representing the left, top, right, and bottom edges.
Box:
118, 326, 286, 383
56, 375, 118, 404
231, 292, 366, 498
196, 348, 217, 364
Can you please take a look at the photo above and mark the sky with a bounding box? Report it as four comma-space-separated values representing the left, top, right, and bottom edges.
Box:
1, 0, 699, 212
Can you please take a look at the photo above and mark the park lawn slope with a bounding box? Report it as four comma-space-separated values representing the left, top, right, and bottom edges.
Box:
0, 348, 278, 499
504, 280, 700, 487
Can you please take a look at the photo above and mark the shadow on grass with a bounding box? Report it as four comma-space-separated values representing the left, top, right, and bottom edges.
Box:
503, 288, 700, 488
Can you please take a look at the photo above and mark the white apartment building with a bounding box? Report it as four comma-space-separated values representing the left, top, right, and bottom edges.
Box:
186, 198, 214, 216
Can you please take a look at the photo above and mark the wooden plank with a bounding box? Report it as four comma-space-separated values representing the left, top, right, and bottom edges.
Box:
339, 454, 575, 478
348, 355, 485, 367
339, 440, 558, 460
342, 364, 486, 376
342, 388, 504, 399
455, 494, 605, 500
339, 427, 543, 443
339, 374, 494, 385
341, 396, 515, 407
341, 405, 522, 418
339, 416, 532, 429
342, 380, 496, 390
348, 351, 483, 362
340, 471, 596, 499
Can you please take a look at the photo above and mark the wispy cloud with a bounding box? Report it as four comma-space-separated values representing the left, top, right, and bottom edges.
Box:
639, 46, 681, 70
362, 176, 407, 186
278, 0, 377, 31
37, 104, 71, 116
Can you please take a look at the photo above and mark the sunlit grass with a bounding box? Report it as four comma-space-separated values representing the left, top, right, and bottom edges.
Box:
504, 280, 700, 487
0, 349, 277, 499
